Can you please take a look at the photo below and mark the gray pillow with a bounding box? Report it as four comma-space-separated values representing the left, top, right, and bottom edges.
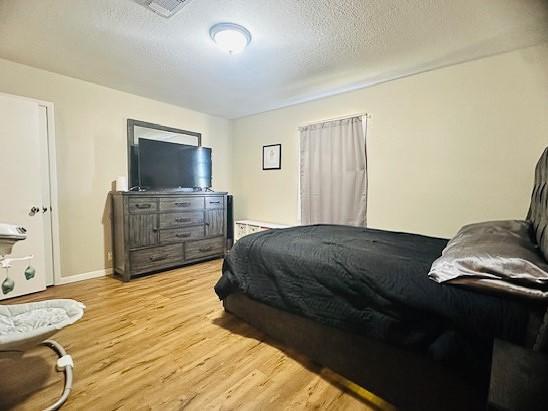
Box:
428, 220, 548, 300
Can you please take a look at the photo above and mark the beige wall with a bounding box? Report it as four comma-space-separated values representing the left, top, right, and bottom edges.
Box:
1, 43, 546, 278
0, 58, 232, 278
232, 44, 548, 238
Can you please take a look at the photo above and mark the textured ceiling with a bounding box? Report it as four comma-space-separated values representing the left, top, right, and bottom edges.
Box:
0, 0, 547, 118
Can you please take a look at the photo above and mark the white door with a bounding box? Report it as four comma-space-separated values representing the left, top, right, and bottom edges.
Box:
38, 105, 55, 286
0, 94, 49, 299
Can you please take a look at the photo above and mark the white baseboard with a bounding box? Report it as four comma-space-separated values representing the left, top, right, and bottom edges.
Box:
56, 268, 113, 285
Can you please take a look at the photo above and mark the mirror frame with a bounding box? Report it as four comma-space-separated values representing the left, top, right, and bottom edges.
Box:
127, 119, 202, 189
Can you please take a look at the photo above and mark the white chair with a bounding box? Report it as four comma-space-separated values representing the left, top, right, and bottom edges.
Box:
0, 223, 85, 410
0, 299, 85, 410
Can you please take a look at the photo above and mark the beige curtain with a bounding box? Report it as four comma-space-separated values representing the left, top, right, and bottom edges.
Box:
299, 116, 367, 226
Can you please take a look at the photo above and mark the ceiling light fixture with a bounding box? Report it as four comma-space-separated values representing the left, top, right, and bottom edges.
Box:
210, 23, 252, 55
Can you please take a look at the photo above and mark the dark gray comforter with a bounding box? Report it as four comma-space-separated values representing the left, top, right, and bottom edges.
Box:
215, 224, 538, 362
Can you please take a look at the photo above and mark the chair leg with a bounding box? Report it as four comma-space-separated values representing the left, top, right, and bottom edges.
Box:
41, 339, 74, 411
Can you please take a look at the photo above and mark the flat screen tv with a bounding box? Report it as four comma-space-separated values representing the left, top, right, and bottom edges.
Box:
138, 138, 212, 189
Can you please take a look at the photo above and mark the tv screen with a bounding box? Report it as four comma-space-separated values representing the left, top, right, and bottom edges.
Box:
138, 139, 212, 189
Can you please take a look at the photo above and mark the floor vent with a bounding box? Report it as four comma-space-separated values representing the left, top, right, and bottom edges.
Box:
135, 0, 191, 18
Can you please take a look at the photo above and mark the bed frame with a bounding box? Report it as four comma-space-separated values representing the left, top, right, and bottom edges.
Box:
224, 294, 548, 411
224, 293, 486, 411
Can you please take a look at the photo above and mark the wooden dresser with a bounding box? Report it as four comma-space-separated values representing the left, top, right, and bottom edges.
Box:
111, 191, 228, 281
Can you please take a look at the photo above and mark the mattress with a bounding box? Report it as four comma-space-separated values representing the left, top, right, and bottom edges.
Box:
215, 225, 541, 365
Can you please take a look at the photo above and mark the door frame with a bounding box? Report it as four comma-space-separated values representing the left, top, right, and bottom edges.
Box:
0, 92, 61, 285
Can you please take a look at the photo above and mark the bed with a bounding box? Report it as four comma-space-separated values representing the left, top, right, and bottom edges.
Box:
214, 149, 548, 411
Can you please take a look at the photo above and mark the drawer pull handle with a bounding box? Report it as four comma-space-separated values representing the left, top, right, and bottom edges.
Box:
175, 218, 191, 223
209, 201, 221, 204
175, 202, 191, 207
175, 233, 191, 238
149, 255, 168, 262
135, 203, 152, 209
199, 247, 213, 252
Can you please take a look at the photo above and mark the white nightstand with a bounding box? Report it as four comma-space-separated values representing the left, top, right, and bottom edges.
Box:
234, 220, 290, 242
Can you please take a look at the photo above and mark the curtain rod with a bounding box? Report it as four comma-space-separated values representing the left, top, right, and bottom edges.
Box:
299, 112, 371, 128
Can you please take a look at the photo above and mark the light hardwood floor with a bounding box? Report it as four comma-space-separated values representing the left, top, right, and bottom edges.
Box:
0, 259, 392, 410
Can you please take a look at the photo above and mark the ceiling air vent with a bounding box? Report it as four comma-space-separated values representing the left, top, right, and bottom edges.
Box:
135, 0, 191, 18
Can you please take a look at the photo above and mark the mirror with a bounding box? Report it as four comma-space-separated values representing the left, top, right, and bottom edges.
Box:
127, 119, 201, 189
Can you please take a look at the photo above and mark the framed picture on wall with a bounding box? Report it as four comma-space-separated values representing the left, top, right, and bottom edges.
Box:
262, 144, 282, 170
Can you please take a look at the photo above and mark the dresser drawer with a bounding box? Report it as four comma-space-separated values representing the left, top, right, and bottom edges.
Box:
128, 198, 157, 214
130, 244, 183, 272
159, 211, 204, 228
205, 196, 224, 209
159, 196, 204, 212
159, 226, 204, 244
185, 237, 225, 260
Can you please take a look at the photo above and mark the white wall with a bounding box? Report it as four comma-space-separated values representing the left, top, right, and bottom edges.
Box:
0, 58, 232, 278
231, 44, 548, 238
1, 43, 546, 279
